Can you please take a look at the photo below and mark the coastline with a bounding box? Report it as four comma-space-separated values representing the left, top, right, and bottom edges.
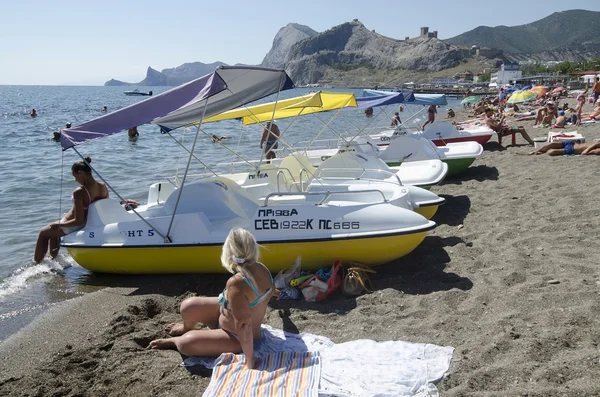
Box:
2, 100, 600, 396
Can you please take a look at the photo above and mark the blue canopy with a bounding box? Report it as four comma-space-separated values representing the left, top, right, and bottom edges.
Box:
362, 89, 447, 106
410, 93, 448, 106
60, 66, 294, 150
355, 90, 414, 110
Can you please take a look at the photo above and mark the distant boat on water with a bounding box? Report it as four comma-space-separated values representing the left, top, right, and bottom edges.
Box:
124, 89, 153, 96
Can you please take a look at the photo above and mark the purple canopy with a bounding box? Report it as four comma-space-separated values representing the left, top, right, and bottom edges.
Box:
60, 66, 294, 150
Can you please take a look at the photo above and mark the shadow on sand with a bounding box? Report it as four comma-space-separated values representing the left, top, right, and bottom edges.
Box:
432, 194, 471, 226
76, 272, 229, 297
75, 237, 472, 324
370, 235, 473, 294
442, 165, 499, 184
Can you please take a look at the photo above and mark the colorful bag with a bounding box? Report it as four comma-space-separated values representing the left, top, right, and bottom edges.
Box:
299, 260, 343, 302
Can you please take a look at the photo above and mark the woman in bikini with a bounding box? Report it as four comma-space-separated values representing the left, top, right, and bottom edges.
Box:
149, 228, 279, 369
34, 157, 108, 263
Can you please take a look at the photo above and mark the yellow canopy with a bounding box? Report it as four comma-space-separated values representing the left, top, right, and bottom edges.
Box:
202, 92, 322, 123
202, 91, 358, 125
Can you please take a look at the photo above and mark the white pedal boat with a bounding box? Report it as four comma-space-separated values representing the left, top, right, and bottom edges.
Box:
223, 151, 445, 220
272, 140, 448, 189
368, 128, 483, 176
62, 177, 435, 274
422, 121, 494, 147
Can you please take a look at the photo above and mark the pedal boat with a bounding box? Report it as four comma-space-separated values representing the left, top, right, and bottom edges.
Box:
223, 149, 445, 220
61, 177, 435, 274
368, 128, 483, 176
421, 121, 494, 147
272, 140, 448, 189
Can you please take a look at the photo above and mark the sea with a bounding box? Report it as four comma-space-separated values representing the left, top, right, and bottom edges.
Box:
0, 84, 461, 342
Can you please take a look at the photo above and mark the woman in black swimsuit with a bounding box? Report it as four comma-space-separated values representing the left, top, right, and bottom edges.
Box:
34, 157, 108, 263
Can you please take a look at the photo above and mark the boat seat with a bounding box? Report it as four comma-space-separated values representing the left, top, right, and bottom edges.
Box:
87, 199, 137, 226
163, 178, 258, 221
278, 154, 317, 191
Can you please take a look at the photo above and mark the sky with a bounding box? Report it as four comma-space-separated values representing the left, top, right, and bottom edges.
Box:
2, 0, 600, 85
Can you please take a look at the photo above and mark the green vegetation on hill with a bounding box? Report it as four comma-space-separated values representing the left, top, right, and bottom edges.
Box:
521, 57, 600, 75
446, 10, 600, 55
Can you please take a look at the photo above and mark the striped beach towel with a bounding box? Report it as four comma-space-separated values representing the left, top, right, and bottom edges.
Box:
202, 351, 321, 397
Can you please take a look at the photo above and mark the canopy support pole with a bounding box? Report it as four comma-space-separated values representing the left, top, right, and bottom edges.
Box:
163, 99, 211, 242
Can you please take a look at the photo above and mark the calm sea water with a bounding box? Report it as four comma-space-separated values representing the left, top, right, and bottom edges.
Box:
0, 84, 459, 341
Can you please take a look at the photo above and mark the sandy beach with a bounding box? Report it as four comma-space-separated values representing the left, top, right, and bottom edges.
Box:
1, 99, 600, 397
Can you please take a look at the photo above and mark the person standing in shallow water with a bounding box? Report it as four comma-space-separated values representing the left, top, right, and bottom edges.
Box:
260, 121, 280, 162
128, 126, 139, 141
34, 157, 109, 263
149, 228, 279, 370
422, 105, 437, 129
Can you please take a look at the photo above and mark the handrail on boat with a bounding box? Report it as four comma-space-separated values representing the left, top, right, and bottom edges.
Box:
262, 189, 388, 207
314, 167, 403, 186
276, 170, 290, 193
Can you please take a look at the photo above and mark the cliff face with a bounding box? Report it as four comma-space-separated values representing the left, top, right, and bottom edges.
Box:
137, 67, 168, 86
261, 23, 318, 68
104, 62, 226, 86
161, 62, 226, 86
284, 21, 470, 85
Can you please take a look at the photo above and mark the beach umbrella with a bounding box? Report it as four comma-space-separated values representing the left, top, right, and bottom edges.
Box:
530, 86, 548, 97
507, 90, 537, 104
551, 86, 567, 94
461, 95, 480, 105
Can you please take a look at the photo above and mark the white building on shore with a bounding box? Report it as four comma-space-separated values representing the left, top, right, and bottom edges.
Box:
490, 63, 522, 86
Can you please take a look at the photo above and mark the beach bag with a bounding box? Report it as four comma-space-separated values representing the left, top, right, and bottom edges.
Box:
298, 260, 343, 302
342, 262, 376, 296
274, 256, 301, 289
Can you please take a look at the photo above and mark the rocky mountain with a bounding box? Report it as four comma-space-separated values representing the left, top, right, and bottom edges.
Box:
445, 9, 600, 62
104, 62, 226, 86
261, 23, 318, 68
284, 21, 472, 85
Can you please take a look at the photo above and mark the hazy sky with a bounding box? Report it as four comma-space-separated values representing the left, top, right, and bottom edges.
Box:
2, 1, 599, 85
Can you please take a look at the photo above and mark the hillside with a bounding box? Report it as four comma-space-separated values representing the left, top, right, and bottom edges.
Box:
284, 21, 473, 85
446, 9, 600, 61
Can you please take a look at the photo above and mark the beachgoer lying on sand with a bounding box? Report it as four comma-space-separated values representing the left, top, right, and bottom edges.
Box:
34, 157, 108, 263
149, 228, 279, 369
530, 141, 600, 156
484, 108, 534, 146
516, 111, 537, 121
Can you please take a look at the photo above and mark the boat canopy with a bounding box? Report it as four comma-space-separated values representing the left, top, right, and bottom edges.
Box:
410, 93, 448, 106
60, 66, 294, 150
362, 89, 447, 106
202, 92, 324, 124
204, 91, 357, 126
355, 90, 415, 110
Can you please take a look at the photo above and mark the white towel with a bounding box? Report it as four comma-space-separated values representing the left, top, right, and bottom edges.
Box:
183, 325, 453, 397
